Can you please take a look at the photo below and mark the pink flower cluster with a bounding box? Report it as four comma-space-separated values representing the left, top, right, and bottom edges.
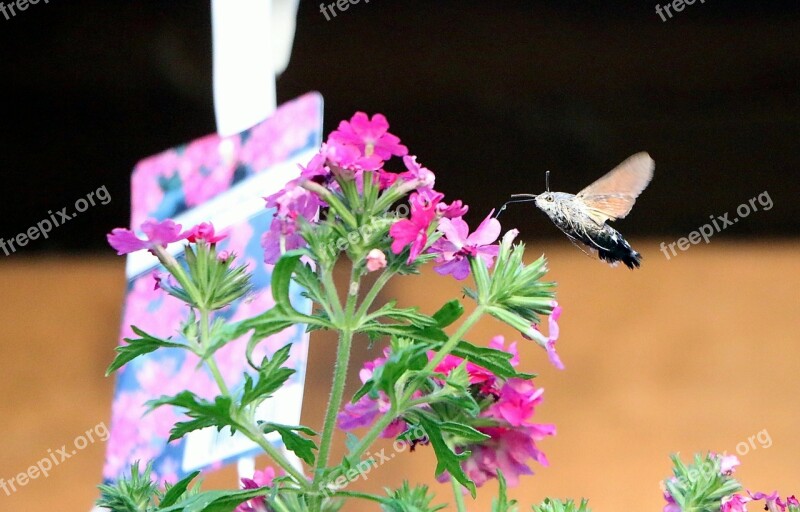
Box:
663, 455, 799, 512
107, 220, 226, 255
721, 492, 799, 512
235, 466, 276, 512
337, 336, 555, 488
260, 111, 504, 280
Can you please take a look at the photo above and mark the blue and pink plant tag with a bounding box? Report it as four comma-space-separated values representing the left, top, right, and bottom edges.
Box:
103, 92, 323, 483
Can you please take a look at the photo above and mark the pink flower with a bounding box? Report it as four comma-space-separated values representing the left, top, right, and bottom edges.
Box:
264, 181, 321, 221
748, 491, 785, 512
430, 212, 501, 280
662, 487, 681, 512
456, 423, 555, 487
261, 215, 306, 265
722, 494, 751, 512
337, 350, 408, 437
438, 199, 469, 219
235, 466, 276, 512
366, 249, 387, 272
107, 218, 187, 255
486, 379, 545, 427
527, 302, 565, 370
389, 193, 440, 264
400, 155, 436, 190
432, 335, 518, 395
718, 454, 740, 475
329, 112, 408, 160
187, 222, 227, 244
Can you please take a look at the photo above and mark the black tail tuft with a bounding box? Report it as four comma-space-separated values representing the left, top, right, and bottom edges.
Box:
596, 231, 642, 269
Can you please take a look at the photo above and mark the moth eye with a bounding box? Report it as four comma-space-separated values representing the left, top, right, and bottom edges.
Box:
546, 195, 554, 202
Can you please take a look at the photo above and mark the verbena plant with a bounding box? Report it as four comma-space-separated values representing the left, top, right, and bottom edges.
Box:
99, 113, 796, 512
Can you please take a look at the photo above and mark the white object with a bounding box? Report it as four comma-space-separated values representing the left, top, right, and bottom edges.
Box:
210, 0, 303, 485
211, 0, 301, 136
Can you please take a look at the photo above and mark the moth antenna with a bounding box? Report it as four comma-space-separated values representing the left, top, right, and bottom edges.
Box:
545, 170, 550, 192
495, 194, 538, 218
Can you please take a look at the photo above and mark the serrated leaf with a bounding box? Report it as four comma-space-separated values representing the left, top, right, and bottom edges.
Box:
147, 392, 242, 442
367, 301, 437, 328
261, 423, 318, 465
241, 344, 295, 406
107, 326, 188, 376
157, 487, 271, 512
414, 415, 476, 498
438, 422, 491, 443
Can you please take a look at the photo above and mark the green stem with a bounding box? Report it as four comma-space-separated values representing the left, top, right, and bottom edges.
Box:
154, 245, 203, 304
313, 327, 354, 482
320, 265, 344, 321
199, 308, 306, 486
353, 268, 395, 321
342, 305, 486, 469
330, 490, 386, 504
451, 478, 468, 512
421, 305, 485, 377
200, 308, 231, 397
241, 425, 309, 486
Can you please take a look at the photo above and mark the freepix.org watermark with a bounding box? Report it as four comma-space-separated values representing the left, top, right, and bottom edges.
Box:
0, 0, 49, 21
660, 429, 772, 492
322, 425, 428, 497
0, 185, 111, 257
1, 421, 109, 497
660, 191, 773, 260
319, 0, 371, 21
654, 0, 707, 22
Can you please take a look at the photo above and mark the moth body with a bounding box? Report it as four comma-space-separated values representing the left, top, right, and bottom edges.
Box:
502, 152, 654, 269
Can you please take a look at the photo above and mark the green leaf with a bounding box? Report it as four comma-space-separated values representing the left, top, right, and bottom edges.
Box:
157, 487, 271, 512
432, 300, 464, 328
367, 301, 438, 328
372, 342, 429, 400
271, 250, 305, 308
438, 422, 491, 443
241, 344, 295, 407
107, 326, 188, 376
435, 340, 534, 381
382, 482, 446, 512
491, 470, 518, 512
159, 471, 201, 508
147, 392, 242, 442
413, 415, 476, 498
261, 422, 318, 466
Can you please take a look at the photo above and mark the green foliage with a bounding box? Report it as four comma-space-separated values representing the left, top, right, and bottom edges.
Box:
162, 243, 253, 311
261, 423, 319, 465
106, 326, 188, 376
491, 471, 518, 512
97, 462, 161, 512
382, 482, 446, 512
147, 392, 242, 442
240, 344, 296, 407
663, 453, 741, 512
97, 462, 204, 511
412, 414, 476, 497
531, 498, 592, 512
467, 235, 556, 338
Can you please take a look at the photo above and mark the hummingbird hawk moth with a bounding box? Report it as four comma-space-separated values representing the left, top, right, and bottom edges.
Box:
500, 152, 654, 269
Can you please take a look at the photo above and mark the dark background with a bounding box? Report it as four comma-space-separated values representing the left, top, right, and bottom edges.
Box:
1, 1, 798, 253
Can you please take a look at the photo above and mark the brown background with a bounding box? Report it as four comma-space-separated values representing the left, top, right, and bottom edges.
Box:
1, 240, 798, 510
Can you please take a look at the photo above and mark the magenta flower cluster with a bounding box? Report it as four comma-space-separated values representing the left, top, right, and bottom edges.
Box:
338, 335, 556, 488
259, 111, 500, 280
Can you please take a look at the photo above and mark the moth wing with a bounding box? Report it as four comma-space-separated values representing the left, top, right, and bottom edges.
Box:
577, 152, 654, 224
